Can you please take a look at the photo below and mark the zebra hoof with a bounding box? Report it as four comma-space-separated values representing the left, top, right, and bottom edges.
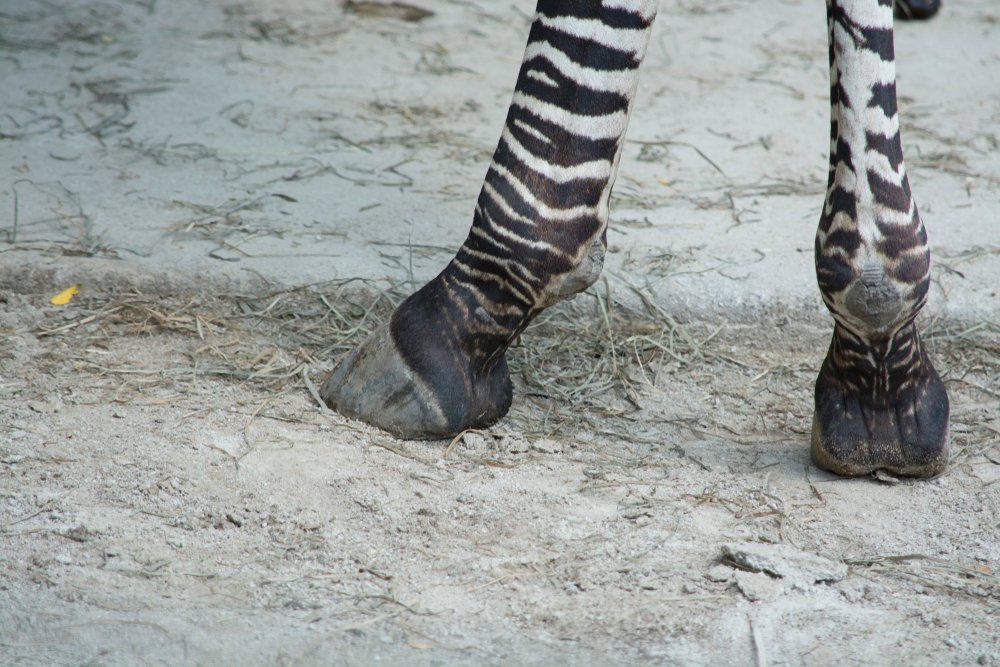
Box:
810, 351, 950, 478
895, 0, 941, 20
320, 301, 513, 439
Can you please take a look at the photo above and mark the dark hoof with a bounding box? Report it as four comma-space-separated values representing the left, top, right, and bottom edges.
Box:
811, 346, 950, 478
321, 323, 448, 438
895, 0, 941, 20
320, 302, 513, 439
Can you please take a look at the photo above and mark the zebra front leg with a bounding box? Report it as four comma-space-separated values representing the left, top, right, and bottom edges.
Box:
812, 0, 949, 477
321, 1, 657, 438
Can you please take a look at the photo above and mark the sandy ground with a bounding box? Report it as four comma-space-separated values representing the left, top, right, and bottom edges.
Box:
1, 0, 999, 665
1, 289, 998, 665
1, 0, 998, 317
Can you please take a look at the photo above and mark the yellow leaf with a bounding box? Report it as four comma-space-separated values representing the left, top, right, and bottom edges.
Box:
50, 285, 80, 305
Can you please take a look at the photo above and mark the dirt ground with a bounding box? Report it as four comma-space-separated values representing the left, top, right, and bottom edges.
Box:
2, 0, 999, 665
2, 0, 998, 316
1, 287, 998, 666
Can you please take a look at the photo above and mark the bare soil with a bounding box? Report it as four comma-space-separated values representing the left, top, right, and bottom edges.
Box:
1, 287, 997, 665
1, 0, 999, 663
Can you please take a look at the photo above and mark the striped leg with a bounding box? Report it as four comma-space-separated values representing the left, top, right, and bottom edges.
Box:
812, 0, 949, 476
322, 1, 657, 438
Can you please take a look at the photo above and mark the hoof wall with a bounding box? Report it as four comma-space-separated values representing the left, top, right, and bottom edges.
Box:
320, 324, 451, 439
320, 314, 513, 439
811, 361, 950, 478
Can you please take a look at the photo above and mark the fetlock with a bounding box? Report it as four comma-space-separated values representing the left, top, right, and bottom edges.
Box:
842, 262, 905, 334
540, 232, 607, 308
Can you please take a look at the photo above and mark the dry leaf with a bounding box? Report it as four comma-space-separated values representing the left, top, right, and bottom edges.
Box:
50, 285, 80, 305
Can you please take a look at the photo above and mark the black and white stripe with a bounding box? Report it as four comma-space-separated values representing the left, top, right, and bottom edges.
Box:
817, 0, 932, 341
324, 0, 950, 463
451, 0, 657, 324
815, 0, 938, 398
388, 0, 658, 429
811, 0, 948, 476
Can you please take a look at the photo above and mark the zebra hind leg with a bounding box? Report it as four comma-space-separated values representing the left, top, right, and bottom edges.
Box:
321, 1, 658, 438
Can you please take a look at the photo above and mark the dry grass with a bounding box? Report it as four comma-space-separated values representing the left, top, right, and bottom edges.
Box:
19, 277, 998, 479
29, 277, 714, 401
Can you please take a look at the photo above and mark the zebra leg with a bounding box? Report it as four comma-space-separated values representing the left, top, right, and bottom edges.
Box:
812, 0, 949, 477
322, 1, 658, 438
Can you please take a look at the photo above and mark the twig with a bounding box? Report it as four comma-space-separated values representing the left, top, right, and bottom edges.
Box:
301, 364, 334, 415
237, 398, 271, 466
1, 500, 57, 530
749, 617, 768, 667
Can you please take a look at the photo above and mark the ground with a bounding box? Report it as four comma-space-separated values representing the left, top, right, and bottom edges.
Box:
1, 0, 999, 665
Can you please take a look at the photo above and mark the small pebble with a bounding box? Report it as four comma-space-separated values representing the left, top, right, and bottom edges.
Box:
706, 564, 733, 583
734, 571, 782, 602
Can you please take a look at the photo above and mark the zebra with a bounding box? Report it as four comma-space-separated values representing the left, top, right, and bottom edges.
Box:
320, 0, 950, 478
